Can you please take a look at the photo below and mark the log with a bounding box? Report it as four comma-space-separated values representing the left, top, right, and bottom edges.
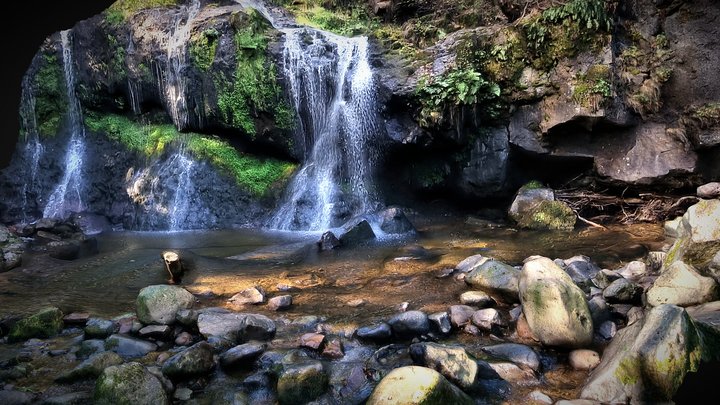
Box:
162, 251, 183, 284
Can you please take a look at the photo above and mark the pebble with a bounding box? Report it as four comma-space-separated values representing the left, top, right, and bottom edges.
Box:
569, 349, 601, 370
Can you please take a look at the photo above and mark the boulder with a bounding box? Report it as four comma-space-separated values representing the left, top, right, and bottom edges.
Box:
56, 351, 123, 383
481, 343, 541, 372
646, 261, 719, 307
136, 285, 194, 325
366, 366, 474, 405
8, 307, 64, 343
161, 341, 215, 379
698, 182, 720, 199
388, 310, 430, 339
338, 218, 376, 245
84, 318, 116, 339
197, 312, 276, 342
602, 278, 643, 304
356, 323, 392, 342
229, 286, 266, 306
94, 362, 170, 405
519, 257, 593, 348
409, 342, 478, 390
459, 290, 495, 307
569, 349, 601, 370
581, 305, 704, 403
664, 200, 720, 270
276, 361, 328, 405
319, 231, 340, 250
106, 334, 158, 358
465, 259, 521, 303
378, 207, 415, 234
508, 184, 576, 230
448, 305, 476, 328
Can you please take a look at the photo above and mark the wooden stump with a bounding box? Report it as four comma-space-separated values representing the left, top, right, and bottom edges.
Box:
162, 251, 183, 284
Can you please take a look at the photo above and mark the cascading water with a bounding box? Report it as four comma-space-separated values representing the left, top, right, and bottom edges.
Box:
43, 30, 86, 220
19, 75, 44, 223
158, 0, 201, 129
167, 150, 196, 231
267, 29, 382, 231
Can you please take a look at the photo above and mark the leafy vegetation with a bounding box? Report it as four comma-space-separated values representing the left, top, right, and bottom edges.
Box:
217, 10, 294, 136
190, 28, 220, 71
416, 68, 502, 128
106, 34, 127, 81
105, 0, 178, 24
34, 54, 67, 138
572, 64, 612, 111
84, 112, 296, 196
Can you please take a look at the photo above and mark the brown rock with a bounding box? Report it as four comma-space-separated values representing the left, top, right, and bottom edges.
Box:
516, 313, 538, 341
175, 331, 193, 346
228, 286, 266, 306
300, 333, 325, 350
321, 339, 344, 359
63, 312, 90, 326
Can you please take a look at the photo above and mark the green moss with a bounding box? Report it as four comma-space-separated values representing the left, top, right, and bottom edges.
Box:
572, 64, 612, 110
190, 28, 220, 71
105, 0, 178, 24
34, 53, 67, 138
8, 307, 64, 343
106, 34, 127, 81
615, 356, 640, 386
528, 200, 576, 230
287, 2, 376, 37
521, 180, 545, 190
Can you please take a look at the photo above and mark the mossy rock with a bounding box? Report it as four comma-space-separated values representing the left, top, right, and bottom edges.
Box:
136, 285, 194, 325
509, 185, 576, 231
8, 307, 64, 343
94, 362, 170, 405
276, 361, 328, 405
366, 366, 474, 405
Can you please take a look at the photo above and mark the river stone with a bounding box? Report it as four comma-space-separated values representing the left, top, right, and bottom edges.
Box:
366, 366, 474, 405
106, 334, 158, 358
527, 390, 553, 404
338, 218, 376, 245
277, 361, 328, 405
322, 338, 344, 359
602, 278, 643, 304
388, 310, 430, 338
508, 185, 576, 230
94, 362, 170, 405
471, 308, 506, 331
465, 259, 521, 303
455, 254, 489, 273
519, 257, 593, 348
378, 207, 415, 234
229, 286, 266, 306
175, 309, 198, 328
569, 349, 601, 370
138, 324, 172, 340
409, 342, 478, 390
197, 312, 276, 342
698, 182, 720, 198
136, 285, 194, 325
592, 269, 622, 289
162, 341, 214, 379
616, 261, 647, 280
56, 351, 124, 383
449, 305, 476, 328
175, 331, 193, 346
356, 323, 392, 342
564, 256, 601, 289
43, 392, 93, 405
300, 333, 326, 350
84, 318, 116, 339
78, 339, 107, 358
459, 290, 495, 307
487, 362, 538, 384
481, 343, 541, 372
63, 312, 90, 326
646, 261, 719, 307
598, 320, 618, 340
581, 305, 704, 403
683, 199, 720, 242
8, 307, 64, 343
428, 311, 452, 334
267, 295, 292, 311
587, 296, 611, 326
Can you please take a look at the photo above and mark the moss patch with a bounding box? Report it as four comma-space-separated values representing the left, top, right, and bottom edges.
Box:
8, 307, 64, 343
105, 0, 178, 25
34, 53, 67, 138
572, 64, 612, 111
190, 28, 220, 71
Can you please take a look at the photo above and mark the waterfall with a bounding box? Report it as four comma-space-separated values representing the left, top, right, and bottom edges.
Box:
158, 0, 201, 129
268, 28, 381, 231
19, 75, 44, 223
43, 30, 86, 220
167, 150, 196, 231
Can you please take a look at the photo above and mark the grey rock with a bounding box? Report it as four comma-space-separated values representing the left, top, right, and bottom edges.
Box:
229, 286, 266, 306
455, 254, 489, 273
527, 390, 553, 404
597, 320, 617, 340
481, 343, 541, 372
449, 305, 476, 328
197, 312, 276, 342
647, 261, 719, 307
94, 362, 169, 405
267, 295, 292, 311
277, 361, 328, 405
409, 342, 478, 390
136, 285, 194, 325
338, 218, 376, 245
161, 341, 214, 379
564, 255, 601, 289
387, 310, 430, 339
0, 390, 34, 405
592, 269, 622, 289
106, 334, 157, 358
175, 309, 198, 328
377, 207, 415, 234
487, 362, 538, 384
465, 259, 521, 303
603, 278, 643, 304
459, 290, 495, 307
698, 182, 720, 199
56, 351, 123, 383
428, 311, 452, 335
84, 318, 116, 339
78, 339, 107, 358
138, 325, 172, 340
471, 308, 507, 331
356, 323, 392, 342
42, 391, 93, 405
318, 231, 340, 251
174, 388, 192, 401
616, 261, 647, 280
366, 366, 473, 405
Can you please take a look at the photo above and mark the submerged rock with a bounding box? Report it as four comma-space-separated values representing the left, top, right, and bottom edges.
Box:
106, 334, 158, 358
136, 285, 195, 325
366, 366, 474, 405
519, 257, 593, 348
8, 307, 64, 343
56, 351, 123, 383
277, 361, 328, 405
94, 362, 169, 405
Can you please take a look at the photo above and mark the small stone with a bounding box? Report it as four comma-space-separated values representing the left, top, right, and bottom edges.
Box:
387, 310, 429, 338
449, 305, 476, 328
228, 286, 266, 306
63, 312, 90, 326
626, 306, 644, 325
156, 352, 171, 364
569, 349, 601, 370
322, 339, 344, 359
174, 388, 192, 401
481, 343, 541, 372
175, 309, 198, 328
428, 312, 452, 335
138, 325, 172, 340
598, 320, 617, 340
459, 291, 495, 307
603, 278, 643, 304
527, 390, 553, 404
435, 268, 455, 278
463, 324, 481, 335
175, 331, 193, 346
300, 333, 325, 350
697, 182, 720, 199
616, 261, 647, 279
161, 341, 215, 379
396, 302, 409, 312
84, 318, 116, 339
219, 342, 267, 369
346, 298, 366, 307
106, 334, 158, 358
267, 295, 292, 311
471, 308, 507, 331
488, 362, 538, 384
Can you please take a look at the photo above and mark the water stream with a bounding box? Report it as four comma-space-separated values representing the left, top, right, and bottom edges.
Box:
19, 75, 44, 223
43, 30, 86, 220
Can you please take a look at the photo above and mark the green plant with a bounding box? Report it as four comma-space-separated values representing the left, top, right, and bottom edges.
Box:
105, 0, 178, 24
106, 34, 127, 81
190, 28, 220, 71
287, 2, 377, 37
572, 64, 612, 110
34, 54, 67, 138
416, 68, 502, 127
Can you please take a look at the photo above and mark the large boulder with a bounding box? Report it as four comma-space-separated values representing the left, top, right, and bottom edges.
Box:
338, 218, 376, 245
276, 361, 328, 405
519, 257, 593, 348
366, 366, 474, 405
161, 341, 215, 379
664, 200, 720, 270
94, 362, 170, 405
465, 259, 521, 303
508, 184, 576, 230
197, 311, 276, 342
136, 285, 195, 325
8, 307, 64, 343
646, 261, 719, 307
409, 342, 478, 390
581, 305, 705, 403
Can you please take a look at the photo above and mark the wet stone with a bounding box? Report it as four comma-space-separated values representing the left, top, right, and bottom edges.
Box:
428, 311, 452, 335
299, 333, 325, 351
356, 323, 392, 342
138, 325, 172, 340
220, 342, 267, 370
322, 339, 344, 359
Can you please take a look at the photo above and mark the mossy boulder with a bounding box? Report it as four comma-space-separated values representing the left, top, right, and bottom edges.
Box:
581, 305, 704, 403
8, 307, 64, 343
136, 285, 195, 325
465, 259, 521, 303
508, 184, 576, 230
664, 200, 720, 271
519, 257, 593, 348
276, 361, 328, 405
94, 362, 170, 405
366, 366, 474, 405
646, 261, 719, 307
